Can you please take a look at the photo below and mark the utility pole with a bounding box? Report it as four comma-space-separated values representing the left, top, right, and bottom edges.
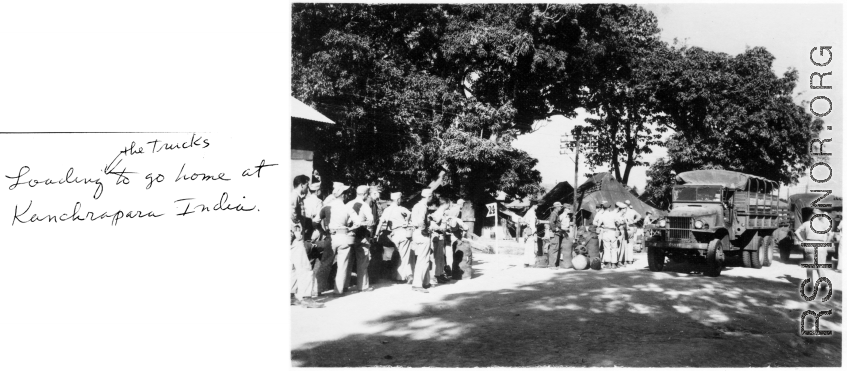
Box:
560, 133, 580, 234
573, 135, 580, 221
561, 131, 594, 233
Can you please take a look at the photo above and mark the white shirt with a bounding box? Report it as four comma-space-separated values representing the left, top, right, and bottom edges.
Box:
303, 193, 323, 220
795, 219, 832, 242
624, 207, 641, 225
592, 208, 607, 227
380, 204, 411, 230
596, 209, 623, 229
559, 212, 571, 230
345, 198, 374, 229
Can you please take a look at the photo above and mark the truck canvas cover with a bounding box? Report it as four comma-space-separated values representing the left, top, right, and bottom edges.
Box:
789, 193, 842, 225
675, 170, 778, 192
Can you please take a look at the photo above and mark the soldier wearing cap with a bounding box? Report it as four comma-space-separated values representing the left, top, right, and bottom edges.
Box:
614, 201, 629, 267
621, 200, 642, 266
341, 185, 375, 292
379, 191, 414, 282
545, 202, 565, 269
325, 182, 355, 295
596, 201, 625, 269
558, 205, 575, 269
409, 188, 437, 292
367, 185, 391, 282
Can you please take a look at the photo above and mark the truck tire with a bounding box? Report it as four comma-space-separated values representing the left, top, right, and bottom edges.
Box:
751, 244, 763, 269
742, 251, 752, 268
647, 245, 665, 272
704, 239, 724, 277
761, 236, 773, 267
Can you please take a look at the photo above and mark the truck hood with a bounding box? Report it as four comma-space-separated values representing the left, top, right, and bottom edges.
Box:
668, 205, 721, 218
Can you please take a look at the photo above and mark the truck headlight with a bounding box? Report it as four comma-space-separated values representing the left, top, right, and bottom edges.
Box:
658, 219, 666, 227
694, 220, 704, 229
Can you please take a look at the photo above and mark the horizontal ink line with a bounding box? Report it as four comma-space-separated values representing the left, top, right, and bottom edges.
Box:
0, 132, 205, 134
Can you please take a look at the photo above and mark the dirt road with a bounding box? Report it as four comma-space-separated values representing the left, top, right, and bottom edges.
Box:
290, 250, 841, 367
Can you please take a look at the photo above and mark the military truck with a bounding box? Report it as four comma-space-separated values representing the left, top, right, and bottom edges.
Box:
777, 193, 842, 262
645, 170, 779, 277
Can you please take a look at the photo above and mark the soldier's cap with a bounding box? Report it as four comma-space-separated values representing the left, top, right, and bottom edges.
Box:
601, 201, 609, 206
615, 201, 627, 209
332, 182, 349, 191
812, 208, 824, 214
390, 192, 402, 201
421, 188, 433, 197
309, 182, 321, 191
624, 200, 631, 205
356, 185, 370, 194
552, 201, 563, 208
646, 210, 653, 214
456, 198, 465, 204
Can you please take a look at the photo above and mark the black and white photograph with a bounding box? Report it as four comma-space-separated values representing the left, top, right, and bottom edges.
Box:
290, 3, 843, 367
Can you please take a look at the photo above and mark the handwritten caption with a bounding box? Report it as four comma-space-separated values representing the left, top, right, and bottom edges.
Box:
4, 134, 277, 226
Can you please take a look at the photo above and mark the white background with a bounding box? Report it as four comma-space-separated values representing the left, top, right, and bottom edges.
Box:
0, 1, 287, 370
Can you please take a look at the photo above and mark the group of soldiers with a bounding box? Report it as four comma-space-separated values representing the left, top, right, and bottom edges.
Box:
290, 169, 470, 308
521, 199, 654, 271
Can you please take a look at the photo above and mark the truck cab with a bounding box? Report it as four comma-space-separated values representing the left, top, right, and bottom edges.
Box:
646, 170, 779, 277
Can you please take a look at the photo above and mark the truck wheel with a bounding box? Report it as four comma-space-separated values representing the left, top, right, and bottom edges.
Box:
742, 251, 752, 268
647, 245, 665, 272
751, 244, 763, 269
761, 236, 773, 267
704, 239, 724, 277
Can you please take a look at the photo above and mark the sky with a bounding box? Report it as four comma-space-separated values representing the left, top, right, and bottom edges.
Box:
512, 3, 843, 199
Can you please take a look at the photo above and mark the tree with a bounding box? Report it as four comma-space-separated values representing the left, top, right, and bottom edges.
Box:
572, 5, 666, 185
642, 46, 824, 207
639, 158, 675, 210
651, 46, 824, 185
292, 4, 549, 228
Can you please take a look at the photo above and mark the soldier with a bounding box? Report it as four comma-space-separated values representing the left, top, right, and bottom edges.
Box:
593, 201, 609, 263
521, 201, 539, 267
643, 210, 655, 226
583, 223, 602, 270
429, 191, 451, 284
794, 208, 835, 285
379, 192, 413, 282
344, 185, 375, 292
367, 185, 389, 282
290, 174, 324, 308
314, 184, 337, 294
410, 188, 437, 293
325, 182, 354, 296
546, 202, 565, 269
597, 202, 624, 269
558, 205, 574, 269
444, 198, 467, 276
614, 202, 629, 267
622, 200, 642, 266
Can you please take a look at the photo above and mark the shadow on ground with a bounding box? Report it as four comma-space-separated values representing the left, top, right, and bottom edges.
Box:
292, 261, 842, 367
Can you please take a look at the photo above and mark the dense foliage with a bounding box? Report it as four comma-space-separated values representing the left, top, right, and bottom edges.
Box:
640, 46, 824, 207
292, 4, 823, 217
